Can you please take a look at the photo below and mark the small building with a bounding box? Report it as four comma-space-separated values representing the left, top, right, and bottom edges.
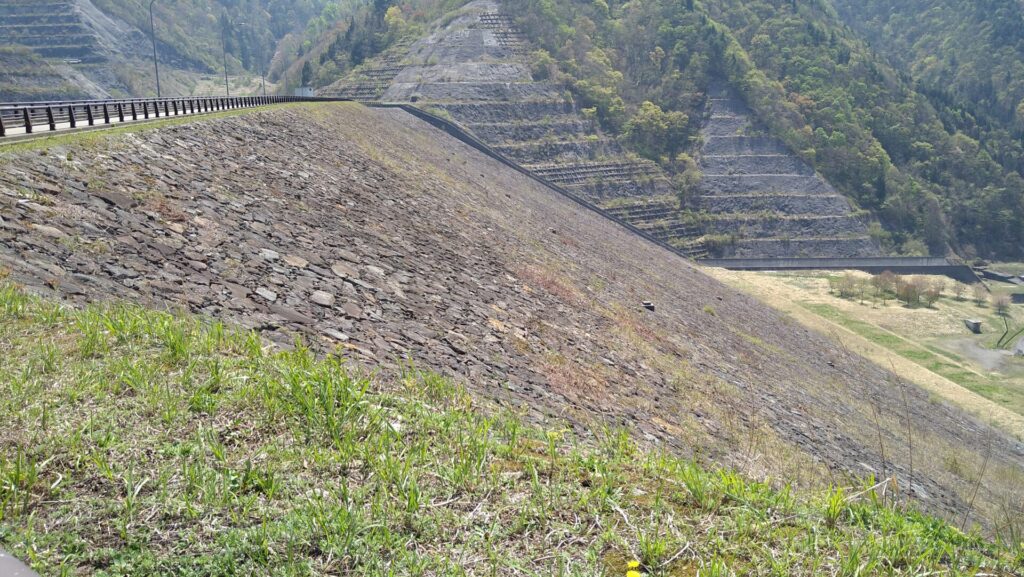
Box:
964, 319, 983, 334
294, 86, 315, 98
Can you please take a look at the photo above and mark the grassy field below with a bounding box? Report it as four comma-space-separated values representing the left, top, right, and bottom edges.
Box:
705, 268, 1024, 439
1, 284, 1021, 575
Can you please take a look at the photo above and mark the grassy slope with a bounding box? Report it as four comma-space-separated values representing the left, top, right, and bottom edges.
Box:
705, 269, 1024, 438
1, 284, 1021, 576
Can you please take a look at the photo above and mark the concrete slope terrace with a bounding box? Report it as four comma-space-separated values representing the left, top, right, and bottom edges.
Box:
0, 103, 1022, 526
696, 83, 881, 258
322, 0, 707, 257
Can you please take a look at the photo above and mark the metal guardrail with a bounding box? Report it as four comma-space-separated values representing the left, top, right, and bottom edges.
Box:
0, 96, 342, 138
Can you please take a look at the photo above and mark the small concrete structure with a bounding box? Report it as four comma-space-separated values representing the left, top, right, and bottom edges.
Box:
964, 319, 983, 334
294, 86, 315, 98
1015, 337, 1024, 357
0, 549, 37, 577
1012, 293, 1024, 305
642, 301, 656, 311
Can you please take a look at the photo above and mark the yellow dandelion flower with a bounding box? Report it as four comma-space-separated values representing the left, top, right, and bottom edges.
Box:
627, 561, 641, 569
626, 571, 643, 577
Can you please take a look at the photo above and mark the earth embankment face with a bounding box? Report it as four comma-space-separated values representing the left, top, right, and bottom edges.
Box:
1, 102, 1022, 526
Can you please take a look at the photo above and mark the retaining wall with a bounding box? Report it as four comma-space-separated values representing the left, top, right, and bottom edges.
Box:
700, 257, 982, 283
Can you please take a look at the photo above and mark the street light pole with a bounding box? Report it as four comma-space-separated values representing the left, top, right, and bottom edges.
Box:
258, 41, 267, 97
221, 13, 230, 97
149, 0, 161, 97
238, 20, 267, 97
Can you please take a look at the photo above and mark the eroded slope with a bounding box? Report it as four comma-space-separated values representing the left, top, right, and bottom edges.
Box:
0, 103, 1021, 528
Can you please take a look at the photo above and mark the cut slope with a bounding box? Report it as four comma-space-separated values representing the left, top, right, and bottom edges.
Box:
1, 103, 1022, 529
696, 83, 880, 258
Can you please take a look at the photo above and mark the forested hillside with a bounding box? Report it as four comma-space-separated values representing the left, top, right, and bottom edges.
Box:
296, 0, 1024, 259
93, 0, 333, 78
0, 0, 338, 97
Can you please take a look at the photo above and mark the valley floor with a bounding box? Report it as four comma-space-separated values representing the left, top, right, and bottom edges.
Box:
705, 268, 1024, 440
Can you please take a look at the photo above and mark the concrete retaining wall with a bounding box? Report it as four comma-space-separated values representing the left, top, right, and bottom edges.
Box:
698, 194, 852, 216
700, 257, 982, 283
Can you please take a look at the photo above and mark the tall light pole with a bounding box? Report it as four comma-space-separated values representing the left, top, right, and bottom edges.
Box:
221, 12, 230, 97
238, 21, 267, 97
149, 0, 161, 97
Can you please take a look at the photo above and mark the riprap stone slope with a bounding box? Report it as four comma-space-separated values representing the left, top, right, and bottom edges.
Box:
697, 84, 881, 258
1, 103, 1021, 525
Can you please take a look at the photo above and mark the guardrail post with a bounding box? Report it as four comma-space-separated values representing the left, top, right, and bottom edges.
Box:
103, 103, 110, 124
68, 105, 76, 128
142, 102, 149, 119
153, 101, 160, 118
118, 102, 125, 122
85, 105, 94, 126
23, 108, 32, 134
163, 100, 170, 116
46, 106, 56, 131
0, 113, 5, 137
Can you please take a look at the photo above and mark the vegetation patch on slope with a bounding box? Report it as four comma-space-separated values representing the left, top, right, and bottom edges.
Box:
1, 283, 1022, 576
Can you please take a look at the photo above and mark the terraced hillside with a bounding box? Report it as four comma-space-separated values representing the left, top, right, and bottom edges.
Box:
0, 0, 103, 62
0, 45, 101, 101
696, 85, 881, 258
0, 0, 157, 99
323, 0, 887, 260
1, 103, 1023, 532
322, 0, 707, 258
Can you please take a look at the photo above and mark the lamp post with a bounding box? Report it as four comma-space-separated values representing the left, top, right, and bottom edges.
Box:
237, 21, 267, 97
149, 0, 161, 97
221, 12, 231, 97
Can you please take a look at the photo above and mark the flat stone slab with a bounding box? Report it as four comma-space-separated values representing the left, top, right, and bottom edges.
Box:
0, 549, 37, 577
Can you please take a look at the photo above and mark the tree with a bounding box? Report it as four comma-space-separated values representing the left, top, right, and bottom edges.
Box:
973, 284, 989, 306
896, 276, 925, 306
623, 101, 690, 161
993, 294, 1012, 316
300, 61, 314, 86
672, 153, 702, 208
952, 282, 967, 301
872, 271, 897, 300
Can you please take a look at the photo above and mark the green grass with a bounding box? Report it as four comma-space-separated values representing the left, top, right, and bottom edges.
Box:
800, 302, 1024, 412
0, 283, 1021, 576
